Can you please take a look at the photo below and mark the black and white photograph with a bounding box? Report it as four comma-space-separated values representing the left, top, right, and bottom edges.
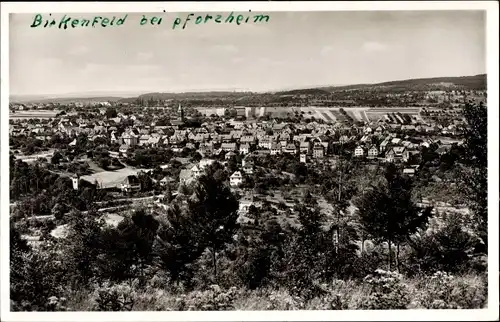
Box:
1, 2, 498, 321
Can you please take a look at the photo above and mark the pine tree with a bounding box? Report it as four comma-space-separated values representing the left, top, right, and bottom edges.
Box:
356, 164, 433, 272
187, 173, 239, 282
154, 203, 206, 285
101, 209, 159, 281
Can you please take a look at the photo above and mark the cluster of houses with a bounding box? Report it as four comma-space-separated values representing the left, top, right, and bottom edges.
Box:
10, 103, 464, 192
10, 108, 460, 167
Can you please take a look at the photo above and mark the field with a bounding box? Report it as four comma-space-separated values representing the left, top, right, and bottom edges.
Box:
296, 107, 423, 123
9, 110, 60, 119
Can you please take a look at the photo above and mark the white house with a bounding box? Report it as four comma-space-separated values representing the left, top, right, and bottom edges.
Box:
119, 144, 129, 156
239, 143, 250, 155
368, 146, 379, 159
270, 143, 282, 155
300, 153, 307, 163
230, 171, 243, 187
354, 146, 365, 157
403, 168, 416, 177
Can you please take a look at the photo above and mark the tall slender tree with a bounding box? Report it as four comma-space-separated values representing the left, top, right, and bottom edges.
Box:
154, 203, 206, 285
356, 164, 433, 272
187, 172, 239, 282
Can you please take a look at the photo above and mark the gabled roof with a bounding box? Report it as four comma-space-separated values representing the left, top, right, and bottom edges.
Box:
230, 171, 242, 178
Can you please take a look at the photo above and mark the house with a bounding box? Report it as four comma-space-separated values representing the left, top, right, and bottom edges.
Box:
221, 142, 237, 152
221, 134, 233, 142
110, 132, 119, 144
160, 176, 174, 187
279, 132, 291, 143
300, 153, 307, 163
339, 135, 350, 144
121, 175, 141, 193
379, 140, 389, 152
354, 146, 365, 157
253, 150, 271, 157
122, 132, 138, 147
284, 143, 298, 155
375, 126, 385, 134
191, 165, 203, 177
239, 143, 250, 155
391, 138, 401, 145
403, 168, 416, 177
270, 143, 282, 156
243, 161, 254, 175
148, 135, 163, 147
119, 144, 129, 156
313, 143, 324, 159
258, 138, 273, 150
198, 142, 214, 155
360, 135, 370, 143
230, 171, 243, 187
225, 151, 237, 160
300, 141, 312, 154
139, 135, 150, 146
240, 135, 256, 145
368, 146, 379, 159
238, 196, 254, 218
385, 146, 409, 163
385, 149, 396, 163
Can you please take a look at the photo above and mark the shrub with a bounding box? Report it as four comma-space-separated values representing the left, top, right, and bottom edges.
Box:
413, 271, 487, 309
305, 282, 350, 310
92, 281, 136, 311
46, 296, 68, 311
172, 285, 238, 311
264, 289, 304, 310
359, 269, 411, 309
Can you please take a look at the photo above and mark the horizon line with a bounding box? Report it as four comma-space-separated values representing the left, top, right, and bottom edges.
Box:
10, 73, 486, 99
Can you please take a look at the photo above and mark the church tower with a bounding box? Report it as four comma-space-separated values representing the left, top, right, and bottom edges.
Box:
178, 103, 184, 122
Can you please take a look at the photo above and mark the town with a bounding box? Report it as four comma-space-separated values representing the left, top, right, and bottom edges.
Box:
9, 77, 489, 313
7, 8, 492, 315
10, 86, 483, 205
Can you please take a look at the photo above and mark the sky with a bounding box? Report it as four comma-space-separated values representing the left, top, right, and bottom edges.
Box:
9, 11, 486, 96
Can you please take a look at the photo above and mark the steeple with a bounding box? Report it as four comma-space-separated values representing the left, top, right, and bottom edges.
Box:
178, 103, 184, 122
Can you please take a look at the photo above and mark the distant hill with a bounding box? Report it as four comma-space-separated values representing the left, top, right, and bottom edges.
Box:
11, 74, 486, 104
11, 96, 125, 104
10, 95, 50, 103
275, 88, 331, 96
118, 91, 254, 103
319, 74, 486, 92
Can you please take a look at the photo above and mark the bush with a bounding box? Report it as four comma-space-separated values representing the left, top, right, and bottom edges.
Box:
359, 269, 411, 309
264, 289, 304, 310
11, 247, 67, 311
413, 271, 487, 309
92, 281, 137, 311
305, 282, 350, 310
172, 285, 238, 311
